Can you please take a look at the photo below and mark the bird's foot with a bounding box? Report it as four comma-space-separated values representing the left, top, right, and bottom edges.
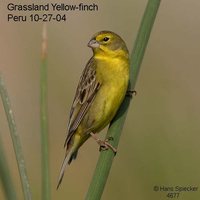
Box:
99, 137, 117, 154
126, 90, 137, 97
90, 133, 117, 154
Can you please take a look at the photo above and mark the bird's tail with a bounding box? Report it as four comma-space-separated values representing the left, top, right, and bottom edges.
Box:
56, 138, 79, 189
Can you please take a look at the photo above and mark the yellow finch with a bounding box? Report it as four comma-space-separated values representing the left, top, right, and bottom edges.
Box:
57, 31, 130, 188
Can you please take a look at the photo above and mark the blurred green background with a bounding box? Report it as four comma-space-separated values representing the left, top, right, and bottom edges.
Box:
1, 0, 200, 199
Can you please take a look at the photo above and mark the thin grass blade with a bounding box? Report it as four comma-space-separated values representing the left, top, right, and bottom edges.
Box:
0, 74, 32, 200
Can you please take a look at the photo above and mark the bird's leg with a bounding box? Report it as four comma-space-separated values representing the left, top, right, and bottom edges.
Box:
126, 90, 137, 97
90, 132, 117, 154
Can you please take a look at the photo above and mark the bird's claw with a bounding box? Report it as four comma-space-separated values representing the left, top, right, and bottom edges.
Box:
126, 90, 137, 97
99, 140, 117, 155
99, 144, 109, 151
90, 132, 117, 155
106, 136, 114, 141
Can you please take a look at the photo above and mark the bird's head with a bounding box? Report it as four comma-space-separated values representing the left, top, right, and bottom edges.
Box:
88, 31, 129, 58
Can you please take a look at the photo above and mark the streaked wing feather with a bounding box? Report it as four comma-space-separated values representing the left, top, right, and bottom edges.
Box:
64, 58, 100, 147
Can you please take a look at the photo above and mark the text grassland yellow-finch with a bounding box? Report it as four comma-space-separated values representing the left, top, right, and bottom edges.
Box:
57, 31, 130, 188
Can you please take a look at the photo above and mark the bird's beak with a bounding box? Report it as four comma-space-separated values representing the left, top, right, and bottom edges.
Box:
88, 39, 100, 48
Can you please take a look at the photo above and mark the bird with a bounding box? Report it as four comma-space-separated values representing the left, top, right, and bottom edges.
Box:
57, 30, 130, 189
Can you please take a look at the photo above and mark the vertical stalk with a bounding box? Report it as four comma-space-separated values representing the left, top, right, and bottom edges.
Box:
85, 0, 161, 199
0, 131, 17, 200
40, 23, 51, 200
0, 74, 32, 200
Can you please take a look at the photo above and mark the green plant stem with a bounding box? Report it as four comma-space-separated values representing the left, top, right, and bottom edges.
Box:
0, 131, 17, 200
40, 23, 51, 200
85, 0, 161, 199
0, 74, 32, 200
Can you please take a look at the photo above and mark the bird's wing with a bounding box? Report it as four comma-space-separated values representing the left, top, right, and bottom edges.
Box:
64, 57, 100, 147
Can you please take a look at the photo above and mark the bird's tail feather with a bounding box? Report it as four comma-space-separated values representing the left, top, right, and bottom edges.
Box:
56, 147, 78, 189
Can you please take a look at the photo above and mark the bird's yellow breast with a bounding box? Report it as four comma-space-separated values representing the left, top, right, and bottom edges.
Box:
85, 54, 129, 132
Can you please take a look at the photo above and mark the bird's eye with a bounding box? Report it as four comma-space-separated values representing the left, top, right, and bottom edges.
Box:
103, 37, 109, 42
